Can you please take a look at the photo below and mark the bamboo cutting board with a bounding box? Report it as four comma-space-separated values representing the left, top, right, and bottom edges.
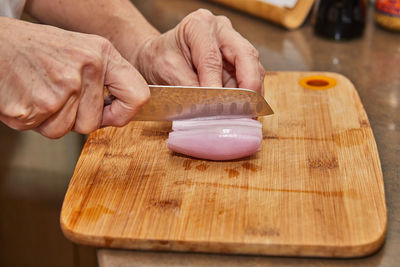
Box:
61, 72, 386, 258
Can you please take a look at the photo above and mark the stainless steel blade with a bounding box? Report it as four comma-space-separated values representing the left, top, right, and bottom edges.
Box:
105, 85, 274, 121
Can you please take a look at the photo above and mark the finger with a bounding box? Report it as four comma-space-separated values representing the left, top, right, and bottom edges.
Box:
195, 42, 223, 88
0, 84, 71, 131
0, 106, 46, 131
72, 64, 104, 134
35, 94, 79, 139
101, 48, 150, 127
152, 51, 200, 86
161, 65, 200, 87
174, 68, 199, 87
182, 16, 223, 87
139, 33, 200, 86
217, 21, 264, 93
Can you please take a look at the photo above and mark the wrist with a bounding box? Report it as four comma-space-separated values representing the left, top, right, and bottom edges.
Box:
132, 35, 158, 80
100, 16, 160, 67
128, 33, 159, 70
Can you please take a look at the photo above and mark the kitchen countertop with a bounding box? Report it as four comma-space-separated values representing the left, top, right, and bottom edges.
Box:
98, 0, 399, 266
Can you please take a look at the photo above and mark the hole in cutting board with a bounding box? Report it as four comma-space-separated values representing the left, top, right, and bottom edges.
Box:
299, 75, 337, 90
307, 79, 329, 87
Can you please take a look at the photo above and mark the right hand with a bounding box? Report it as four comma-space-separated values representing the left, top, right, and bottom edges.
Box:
0, 17, 150, 138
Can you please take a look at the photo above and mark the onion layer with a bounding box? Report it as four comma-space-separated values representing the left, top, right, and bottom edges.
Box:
166, 118, 262, 161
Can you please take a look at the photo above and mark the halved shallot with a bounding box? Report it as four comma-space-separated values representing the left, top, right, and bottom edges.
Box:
166, 118, 262, 160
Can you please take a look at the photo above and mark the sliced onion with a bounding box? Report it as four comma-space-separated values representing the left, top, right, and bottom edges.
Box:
166, 118, 262, 161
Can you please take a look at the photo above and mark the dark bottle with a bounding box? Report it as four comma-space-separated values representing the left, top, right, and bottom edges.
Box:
313, 0, 367, 40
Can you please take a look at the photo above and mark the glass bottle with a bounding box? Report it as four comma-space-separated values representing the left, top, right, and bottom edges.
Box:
313, 0, 367, 40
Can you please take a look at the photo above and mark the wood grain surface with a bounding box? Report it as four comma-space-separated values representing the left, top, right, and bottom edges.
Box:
207, 0, 314, 29
61, 72, 386, 258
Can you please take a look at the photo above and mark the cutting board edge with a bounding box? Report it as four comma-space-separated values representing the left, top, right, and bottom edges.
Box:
60, 216, 386, 258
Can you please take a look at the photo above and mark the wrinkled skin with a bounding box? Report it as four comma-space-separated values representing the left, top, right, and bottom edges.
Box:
0, 5, 265, 139
134, 9, 265, 94
0, 17, 150, 138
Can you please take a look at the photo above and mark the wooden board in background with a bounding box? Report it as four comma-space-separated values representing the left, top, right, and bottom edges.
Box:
61, 72, 386, 258
207, 0, 315, 29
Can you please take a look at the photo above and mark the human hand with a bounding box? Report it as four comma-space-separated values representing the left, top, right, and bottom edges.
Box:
133, 9, 265, 94
0, 17, 150, 138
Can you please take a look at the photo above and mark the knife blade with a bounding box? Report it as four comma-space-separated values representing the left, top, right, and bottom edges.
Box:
104, 85, 273, 121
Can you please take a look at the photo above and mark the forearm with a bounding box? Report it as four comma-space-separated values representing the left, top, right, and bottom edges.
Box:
24, 0, 160, 65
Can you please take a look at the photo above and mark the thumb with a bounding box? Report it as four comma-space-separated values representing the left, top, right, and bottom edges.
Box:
101, 48, 150, 127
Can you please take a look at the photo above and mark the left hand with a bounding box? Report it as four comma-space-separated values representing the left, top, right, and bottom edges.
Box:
132, 9, 265, 94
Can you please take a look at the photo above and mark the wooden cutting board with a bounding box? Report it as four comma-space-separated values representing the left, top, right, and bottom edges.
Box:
61, 72, 386, 258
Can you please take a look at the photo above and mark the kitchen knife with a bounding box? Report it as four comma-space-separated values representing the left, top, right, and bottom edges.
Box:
104, 85, 273, 121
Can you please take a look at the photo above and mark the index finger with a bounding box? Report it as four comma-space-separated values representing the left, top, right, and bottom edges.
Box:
101, 48, 150, 127
217, 19, 265, 94
181, 12, 224, 87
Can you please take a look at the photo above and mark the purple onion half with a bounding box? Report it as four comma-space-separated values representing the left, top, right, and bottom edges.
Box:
166, 118, 262, 161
